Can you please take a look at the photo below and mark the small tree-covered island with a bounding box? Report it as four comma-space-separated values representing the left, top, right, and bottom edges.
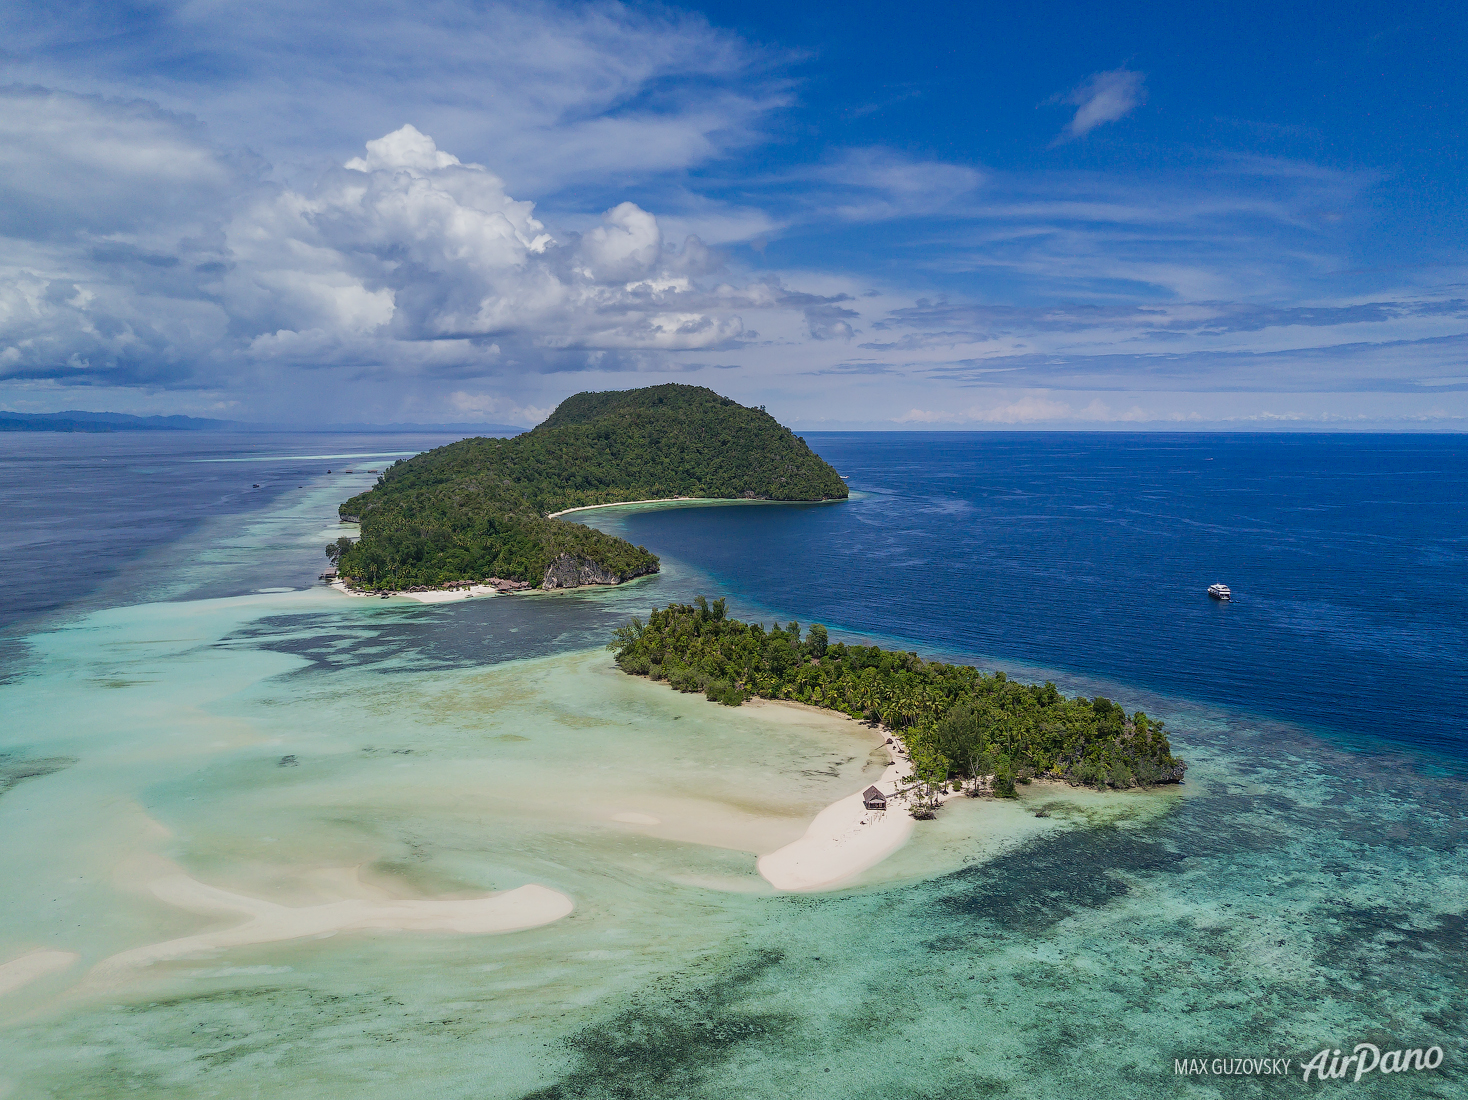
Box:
612, 599, 1186, 805
332, 384, 846, 591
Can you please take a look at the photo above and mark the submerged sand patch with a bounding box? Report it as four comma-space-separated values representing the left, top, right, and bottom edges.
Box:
611, 812, 663, 825
0, 950, 80, 996
88, 870, 573, 981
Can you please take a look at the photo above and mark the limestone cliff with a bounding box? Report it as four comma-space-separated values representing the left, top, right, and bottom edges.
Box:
541, 553, 659, 590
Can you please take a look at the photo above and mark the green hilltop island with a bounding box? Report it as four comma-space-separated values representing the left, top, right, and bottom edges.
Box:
611, 598, 1188, 799
331, 384, 847, 592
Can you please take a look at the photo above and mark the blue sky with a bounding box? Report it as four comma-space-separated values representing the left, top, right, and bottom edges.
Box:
1, 0, 1464, 428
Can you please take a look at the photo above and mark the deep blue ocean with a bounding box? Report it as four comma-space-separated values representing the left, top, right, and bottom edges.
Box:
0, 431, 455, 634
4, 430, 1465, 763
617, 432, 1468, 764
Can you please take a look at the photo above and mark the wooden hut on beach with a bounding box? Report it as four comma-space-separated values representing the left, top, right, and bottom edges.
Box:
862, 786, 888, 810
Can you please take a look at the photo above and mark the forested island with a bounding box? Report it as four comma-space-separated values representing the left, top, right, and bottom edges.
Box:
611, 600, 1187, 797
333, 385, 846, 591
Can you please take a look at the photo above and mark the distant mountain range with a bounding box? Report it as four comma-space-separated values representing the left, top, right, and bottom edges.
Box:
312, 421, 530, 434
0, 411, 528, 434
0, 411, 238, 432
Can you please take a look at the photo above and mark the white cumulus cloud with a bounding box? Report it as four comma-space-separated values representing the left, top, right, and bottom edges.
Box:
582, 202, 664, 282
0, 106, 757, 406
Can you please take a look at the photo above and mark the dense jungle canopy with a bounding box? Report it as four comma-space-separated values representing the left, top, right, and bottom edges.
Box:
611, 599, 1187, 793
335, 385, 846, 589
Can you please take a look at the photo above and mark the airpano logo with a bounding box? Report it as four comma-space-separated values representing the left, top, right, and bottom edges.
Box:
1300, 1044, 1444, 1082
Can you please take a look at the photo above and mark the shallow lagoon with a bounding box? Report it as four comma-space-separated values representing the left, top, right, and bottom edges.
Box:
1, 440, 1464, 1097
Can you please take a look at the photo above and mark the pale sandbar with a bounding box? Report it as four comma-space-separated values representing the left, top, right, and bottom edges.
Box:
0, 949, 80, 997
91, 873, 573, 977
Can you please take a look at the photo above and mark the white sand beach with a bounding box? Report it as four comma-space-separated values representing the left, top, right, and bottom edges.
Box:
329, 580, 501, 602
396, 584, 500, 603
546, 496, 704, 518
90, 873, 574, 977
754, 713, 983, 892
757, 758, 914, 891
754, 721, 975, 892
0, 949, 80, 996
547, 495, 845, 520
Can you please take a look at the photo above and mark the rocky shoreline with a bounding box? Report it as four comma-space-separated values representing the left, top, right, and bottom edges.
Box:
540, 553, 659, 589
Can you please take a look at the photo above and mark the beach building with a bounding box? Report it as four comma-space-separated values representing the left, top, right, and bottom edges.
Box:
862, 786, 887, 810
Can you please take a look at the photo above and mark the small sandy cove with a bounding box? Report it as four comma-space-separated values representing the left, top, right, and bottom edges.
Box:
757, 730, 951, 893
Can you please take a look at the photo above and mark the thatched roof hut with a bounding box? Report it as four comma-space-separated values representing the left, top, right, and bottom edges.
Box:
862, 785, 887, 810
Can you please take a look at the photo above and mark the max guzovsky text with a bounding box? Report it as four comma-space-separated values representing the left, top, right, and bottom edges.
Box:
1174, 1058, 1292, 1077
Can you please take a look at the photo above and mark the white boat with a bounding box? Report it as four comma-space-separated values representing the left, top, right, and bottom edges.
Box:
1207, 583, 1232, 601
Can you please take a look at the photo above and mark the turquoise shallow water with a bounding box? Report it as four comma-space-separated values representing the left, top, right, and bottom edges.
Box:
0, 434, 1464, 1097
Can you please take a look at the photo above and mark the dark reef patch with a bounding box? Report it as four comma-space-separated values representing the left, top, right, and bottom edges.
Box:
520, 950, 796, 1100
1311, 902, 1468, 996
7, 982, 485, 1097
0, 752, 76, 798
935, 822, 1180, 933
218, 594, 651, 678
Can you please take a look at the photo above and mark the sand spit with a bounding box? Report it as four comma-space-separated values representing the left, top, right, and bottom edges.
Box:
755, 722, 972, 892
91, 874, 574, 976
743, 696, 922, 892
757, 758, 915, 892
0, 950, 80, 996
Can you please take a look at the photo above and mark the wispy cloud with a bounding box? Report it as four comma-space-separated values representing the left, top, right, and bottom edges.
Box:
896, 395, 1085, 423
1049, 68, 1147, 143
806, 360, 901, 376
900, 331, 1468, 394
805, 148, 983, 221
723, 147, 983, 230
1, 0, 789, 195
883, 391, 1468, 428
